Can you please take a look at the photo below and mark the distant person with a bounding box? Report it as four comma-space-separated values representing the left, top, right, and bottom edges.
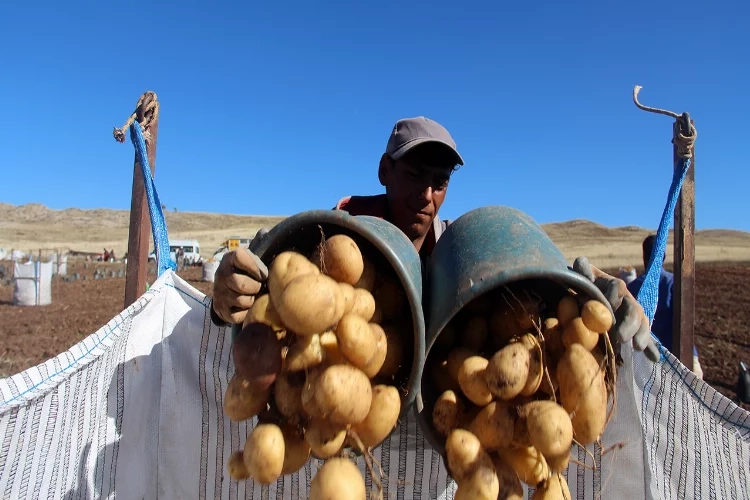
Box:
176, 247, 184, 271
627, 234, 703, 379
619, 265, 637, 284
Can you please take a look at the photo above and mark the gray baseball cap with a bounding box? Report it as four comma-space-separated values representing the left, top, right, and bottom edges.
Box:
385, 116, 464, 166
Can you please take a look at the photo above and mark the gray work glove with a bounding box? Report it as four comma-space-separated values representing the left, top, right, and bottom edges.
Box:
572, 256, 661, 362
249, 227, 270, 253
211, 228, 270, 325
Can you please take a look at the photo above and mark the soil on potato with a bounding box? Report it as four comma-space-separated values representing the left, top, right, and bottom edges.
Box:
1, 259, 748, 412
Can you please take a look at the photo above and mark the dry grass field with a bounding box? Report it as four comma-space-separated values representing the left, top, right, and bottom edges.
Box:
2, 202, 750, 267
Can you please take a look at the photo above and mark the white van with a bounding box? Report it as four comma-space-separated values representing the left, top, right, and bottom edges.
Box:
149, 239, 202, 266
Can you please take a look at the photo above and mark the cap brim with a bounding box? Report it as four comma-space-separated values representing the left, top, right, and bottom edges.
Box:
390, 138, 464, 166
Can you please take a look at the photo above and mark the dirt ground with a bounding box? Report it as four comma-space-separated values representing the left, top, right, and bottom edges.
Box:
1, 259, 748, 411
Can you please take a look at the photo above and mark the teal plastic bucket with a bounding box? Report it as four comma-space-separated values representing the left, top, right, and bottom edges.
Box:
236, 209, 426, 419
415, 205, 614, 454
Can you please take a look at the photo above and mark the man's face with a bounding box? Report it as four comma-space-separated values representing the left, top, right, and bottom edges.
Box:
380, 143, 456, 242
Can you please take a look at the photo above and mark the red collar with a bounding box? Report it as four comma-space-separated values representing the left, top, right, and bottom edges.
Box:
334, 194, 437, 257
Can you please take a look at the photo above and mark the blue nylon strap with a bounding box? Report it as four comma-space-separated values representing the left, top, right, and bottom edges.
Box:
635, 156, 692, 354
128, 121, 177, 277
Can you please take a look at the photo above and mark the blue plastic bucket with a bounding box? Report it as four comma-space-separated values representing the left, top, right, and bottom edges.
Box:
236, 209, 427, 419
415, 205, 614, 454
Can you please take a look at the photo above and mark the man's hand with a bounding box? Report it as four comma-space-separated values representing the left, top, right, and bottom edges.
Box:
212, 248, 269, 325
572, 256, 661, 362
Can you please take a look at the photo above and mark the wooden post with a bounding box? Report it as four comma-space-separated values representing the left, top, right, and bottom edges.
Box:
673, 118, 696, 370
121, 93, 160, 309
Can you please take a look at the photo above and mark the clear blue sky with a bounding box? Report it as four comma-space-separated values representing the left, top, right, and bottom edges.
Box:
1, 1, 747, 231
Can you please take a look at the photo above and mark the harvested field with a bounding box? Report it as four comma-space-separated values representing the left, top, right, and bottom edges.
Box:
0, 259, 748, 411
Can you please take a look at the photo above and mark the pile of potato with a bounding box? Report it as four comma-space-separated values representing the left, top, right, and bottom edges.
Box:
223, 232, 414, 499
428, 287, 616, 499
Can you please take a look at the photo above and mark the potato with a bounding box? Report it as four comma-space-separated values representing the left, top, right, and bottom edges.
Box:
445, 428, 484, 481
454, 456, 500, 500
285, 334, 324, 372
497, 445, 550, 486
332, 289, 348, 325
469, 401, 514, 451
338, 282, 356, 315
581, 300, 613, 334
276, 273, 343, 336
542, 317, 565, 362
458, 356, 494, 406
243, 423, 285, 484
485, 343, 530, 401
301, 368, 324, 418
532, 472, 571, 500
314, 364, 372, 425
491, 456, 524, 500
309, 458, 366, 500
432, 390, 464, 437
243, 293, 284, 331
524, 401, 573, 458
556, 296, 579, 327
378, 326, 405, 379
546, 450, 571, 473
363, 323, 388, 378
336, 314, 377, 371
350, 384, 401, 448
350, 288, 376, 321
273, 371, 305, 422
280, 426, 311, 475
227, 450, 250, 481
557, 344, 607, 445
267, 251, 320, 306
320, 234, 364, 285
510, 406, 531, 448
516, 333, 543, 397
304, 418, 347, 459
232, 322, 283, 389
374, 277, 406, 318
447, 347, 477, 383
561, 317, 599, 351
224, 374, 270, 422
462, 316, 489, 351
319, 331, 348, 366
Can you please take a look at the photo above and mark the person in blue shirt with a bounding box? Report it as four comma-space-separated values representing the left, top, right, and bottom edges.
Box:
627, 234, 703, 378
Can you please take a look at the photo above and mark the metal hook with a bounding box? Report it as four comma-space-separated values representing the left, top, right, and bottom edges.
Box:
633, 85, 694, 137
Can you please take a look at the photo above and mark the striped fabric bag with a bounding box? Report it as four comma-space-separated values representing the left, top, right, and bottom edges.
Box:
1, 269, 748, 499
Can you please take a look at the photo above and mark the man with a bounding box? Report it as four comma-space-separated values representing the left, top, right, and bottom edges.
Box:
628, 234, 703, 378
209, 116, 658, 358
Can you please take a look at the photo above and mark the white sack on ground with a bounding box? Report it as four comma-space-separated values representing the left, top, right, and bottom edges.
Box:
12, 260, 53, 306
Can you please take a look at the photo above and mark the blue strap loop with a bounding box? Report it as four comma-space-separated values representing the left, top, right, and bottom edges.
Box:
128, 121, 176, 277
635, 156, 692, 360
